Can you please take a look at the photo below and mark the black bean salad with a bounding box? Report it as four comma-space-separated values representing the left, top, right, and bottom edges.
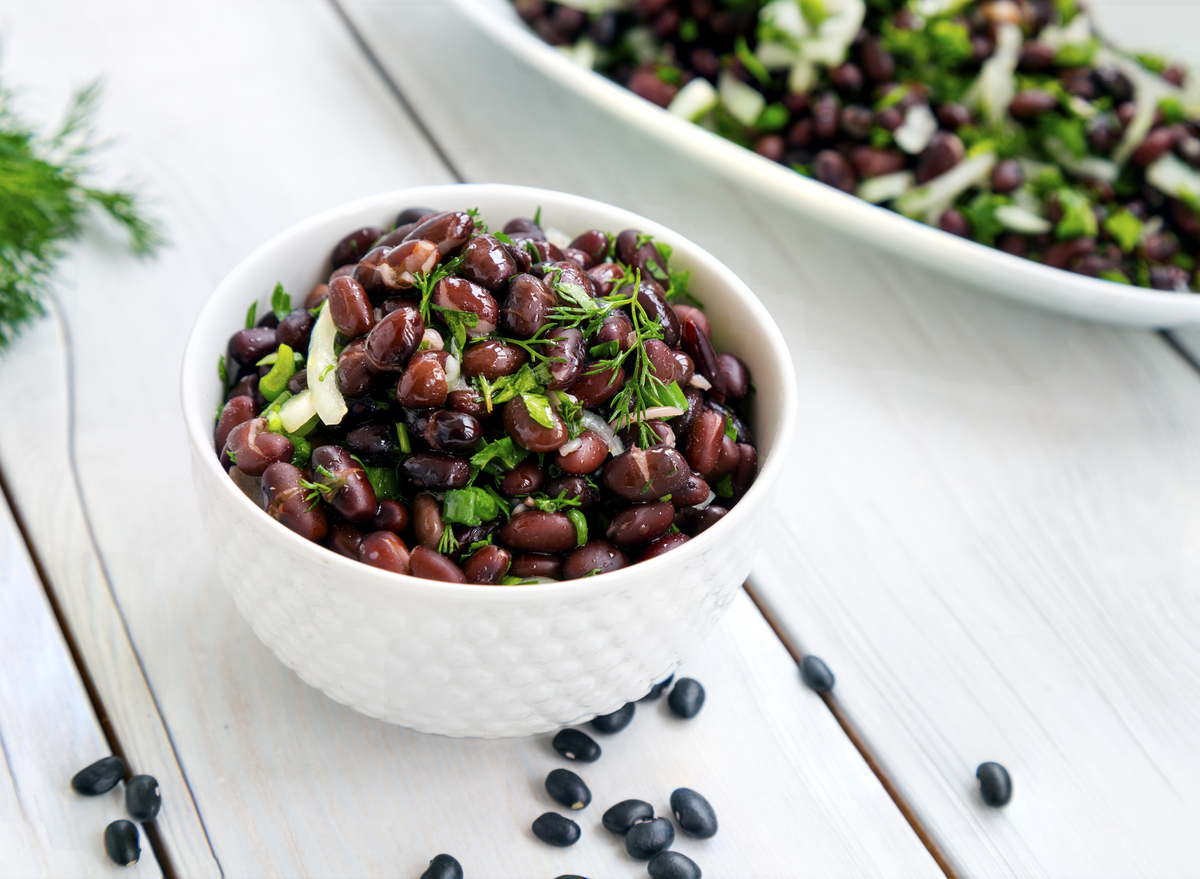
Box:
214, 207, 758, 584
516, 0, 1200, 292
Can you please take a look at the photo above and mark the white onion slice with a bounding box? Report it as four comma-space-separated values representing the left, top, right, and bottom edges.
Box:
279, 389, 317, 434
545, 226, 571, 249
582, 410, 624, 456
306, 304, 347, 426
964, 23, 1023, 128
894, 104, 937, 155
857, 171, 915, 204
609, 406, 686, 431
1146, 153, 1200, 205
444, 354, 469, 392
692, 490, 717, 511
894, 151, 998, 225
668, 77, 719, 122
719, 70, 765, 127
688, 374, 712, 390
994, 205, 1053, 234
422, 328, 444, 350
557, 437, 584, 457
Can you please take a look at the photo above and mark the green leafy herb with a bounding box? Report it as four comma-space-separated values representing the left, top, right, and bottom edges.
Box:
362, 464, 402, 500
959, 192, 1010, 247
521, 392, 557, 429
735, 37, 772, 88
478, 362, 552, 412
432, 303, 479, 350
590, 339, 620, 359
1103, 208, 1144, 253
470, 435, 529, 472
271, 283, 292, 321
679, 17, 699, 42
442, 485, 505, 526
1054, 188, 1098, 240
1098, 269, 1130, 284
713, 473, 734, 498
244, 300, 257, 329
411, 251, 467, 323
0, 81, 162, 350
529, 490, 583, 513
724, 414, 738, 442
566, 508, 588, 547
299, 466, 344, 509
464, 534, 496, 557
438, 526, 460, 556
532, 205, 542, 226
217, 354, 229, 389
259, 343, 296, 402
755, 102, 789, 132
395, 422, 413, 454
798, 0, 827, 28
289, 435, 312, 469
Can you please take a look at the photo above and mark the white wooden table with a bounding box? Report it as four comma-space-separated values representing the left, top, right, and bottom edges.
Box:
1, 1, 1198, 876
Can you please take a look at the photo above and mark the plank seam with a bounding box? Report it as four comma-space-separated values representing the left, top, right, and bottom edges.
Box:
1158, 329, 1200, 375
326, 0, 466, 184
742, 578, 966, 879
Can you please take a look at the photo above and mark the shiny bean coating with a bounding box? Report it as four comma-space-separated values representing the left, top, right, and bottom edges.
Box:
402, 453, 471, 491
498, 511, 578, 553
552, 728, 601, 763
667, 678, 706, 719
509, 552, 563, 580
327, 276, 375, 339
606, 502, 674, 547
976, 762, 1013, 807
671, 788, 718, 839
545, 768, 592, 810
626, 817, 675, 859
359, 532, 411, 574
463, 545, 512, 584
648, 851, 702, 879
403, 210, 474, 257
590, 702, 635, 734
365, 306, 423, 372
409, 546, 467, 582
603, 446, 690, 501
532, 812, 581, 847
461, 340, 527, 380
71, 756, 126, 796
125, 774, 161, 822
419, 853, 464, 879
640, 674, 674, 701
800, 655, 835, 693
503, 396, 567, 452
562, 540, 627, 579
602, 799, 654, 834
639, 532, 690, 561
104, 820, 140, 866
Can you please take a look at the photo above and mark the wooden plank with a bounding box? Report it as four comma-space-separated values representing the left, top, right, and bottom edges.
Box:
0, 0, 938, 874
339, 3, 1200, 875
0, 487, 160, 877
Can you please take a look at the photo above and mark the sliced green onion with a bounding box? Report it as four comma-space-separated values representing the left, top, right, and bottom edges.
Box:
259, 343, 296, 402
566, 509, 588, 547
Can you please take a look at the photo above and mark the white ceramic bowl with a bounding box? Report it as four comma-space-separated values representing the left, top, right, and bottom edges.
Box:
437, 0, 1200, 328
181, 184, 796, 737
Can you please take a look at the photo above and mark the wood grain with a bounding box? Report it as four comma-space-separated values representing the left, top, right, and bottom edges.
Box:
0, 0, 940, 874
338, 2, 1200, 874
0, 486, 160, 877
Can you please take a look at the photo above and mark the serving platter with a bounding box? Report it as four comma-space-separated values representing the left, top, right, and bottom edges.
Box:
447, 0, 1200, 328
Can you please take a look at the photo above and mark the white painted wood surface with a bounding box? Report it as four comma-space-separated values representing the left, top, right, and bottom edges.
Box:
0, 493, 161, 878
340, 2, 1200, 875
0, 0, 939, 874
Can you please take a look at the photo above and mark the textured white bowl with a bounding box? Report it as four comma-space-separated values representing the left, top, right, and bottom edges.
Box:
441, 0, 1200, 328
181, 184, 796, 737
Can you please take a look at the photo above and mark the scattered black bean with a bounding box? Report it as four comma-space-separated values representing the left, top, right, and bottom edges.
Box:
125, 774, 161, 822
545, 768, 592, 810
648, 850, 703, 879
671, 788, 718, 839
103, 819, 140, 866
602, 799, 655, 834
532, 812, 582, 847
639, 674, 674, 701
591, 702, 635, 734
70, 756, 125, 796
419, 853, 464, 879
800, 655, 835, 693
976, 762, 1013, 807
552, 729, 601, 763
667, 678, 705, 719
625, 816, 675, 859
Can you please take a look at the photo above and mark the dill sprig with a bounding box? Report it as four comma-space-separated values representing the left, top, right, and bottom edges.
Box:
0, 80, 163, 350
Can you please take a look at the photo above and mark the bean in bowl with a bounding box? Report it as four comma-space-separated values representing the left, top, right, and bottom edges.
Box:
214, 208, 758, 584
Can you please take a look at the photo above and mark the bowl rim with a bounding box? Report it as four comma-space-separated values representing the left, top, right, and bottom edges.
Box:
181, 182, 797, 602
446, 0, 1200, 328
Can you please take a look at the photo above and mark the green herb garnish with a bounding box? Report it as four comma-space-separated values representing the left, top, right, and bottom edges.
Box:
0, 81, 163, 350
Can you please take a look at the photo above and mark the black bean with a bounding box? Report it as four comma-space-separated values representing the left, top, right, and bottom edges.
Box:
545, 768, 592, 810
332, 226, 384, 269
648, 850, 703, 879
640, 674, 674, 701
397, 206, 437, 226
602, 798, 654, 834
626, 816, 675, 859
532, 812, 581, 847
671, 788, 718, 839
420, 853, 464, 879
976, 762, 1013, 807
667, 678, 706, 719
125, 774, 161, 822
800, 655, 835, 693
104, 820, 140, 866
401, 452, 471, 491
551, 728, 601, 763
70, 755, 126, 796
591, 702, 635, 734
